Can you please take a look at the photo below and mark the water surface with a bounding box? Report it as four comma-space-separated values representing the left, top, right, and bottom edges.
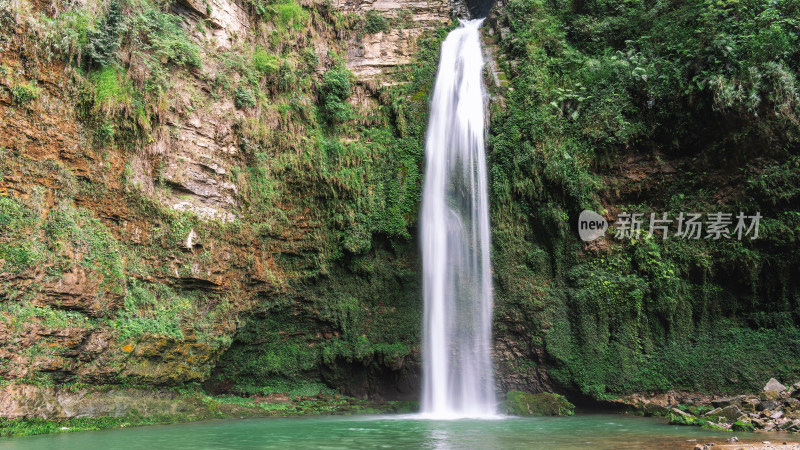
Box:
3, 414, 799, 449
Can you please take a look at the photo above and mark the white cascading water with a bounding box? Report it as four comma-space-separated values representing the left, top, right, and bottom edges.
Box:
420, 18, 496, 419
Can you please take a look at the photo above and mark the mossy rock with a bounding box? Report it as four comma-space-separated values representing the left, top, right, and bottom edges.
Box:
732, 420, 756, 432
502, 391, 575, 416
642, 403, 670, 417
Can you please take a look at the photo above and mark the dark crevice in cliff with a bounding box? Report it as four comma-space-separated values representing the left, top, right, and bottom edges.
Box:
466, 0, 494, 19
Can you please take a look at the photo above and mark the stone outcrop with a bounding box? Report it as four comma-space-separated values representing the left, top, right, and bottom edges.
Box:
173, 0, 251, 49
0, 383, 415, 421
713, 395, 748, 408
335, 0, 462, 82
493, 333, 557, 395
150, 116, 240, 223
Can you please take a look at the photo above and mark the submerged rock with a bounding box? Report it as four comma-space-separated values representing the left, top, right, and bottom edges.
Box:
503, 391, 575, 416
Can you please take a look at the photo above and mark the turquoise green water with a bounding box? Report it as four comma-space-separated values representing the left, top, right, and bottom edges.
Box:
1, 414, 798, 449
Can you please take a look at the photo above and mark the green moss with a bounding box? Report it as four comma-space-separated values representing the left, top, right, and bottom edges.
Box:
112, 280, 188, 340
669, 412, 703, 426
11, 81, 40, 105
732, 420, 756, 432
248, 0, 308, 30
0, 196, 44, 273
90, 66, 130, 105
0, 304, 93, 330
503, 391, 575, 416
252, 47, 279, 76
272, 2, 307, 30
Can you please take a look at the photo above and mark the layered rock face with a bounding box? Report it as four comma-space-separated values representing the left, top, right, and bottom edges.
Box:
335, 0, 465, 81
0, 0, 454, 416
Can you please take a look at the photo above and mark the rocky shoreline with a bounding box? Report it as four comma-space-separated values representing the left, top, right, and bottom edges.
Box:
623, 379, 800, 435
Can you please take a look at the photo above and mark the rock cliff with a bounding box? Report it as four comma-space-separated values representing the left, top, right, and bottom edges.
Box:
0, 0, 455, 416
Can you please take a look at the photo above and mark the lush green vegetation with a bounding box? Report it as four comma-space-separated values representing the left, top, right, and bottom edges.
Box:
490, 0, 800, 399
211, 240, 421, 395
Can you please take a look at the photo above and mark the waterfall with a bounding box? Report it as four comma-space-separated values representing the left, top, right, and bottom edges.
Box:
420, 18, 496, 419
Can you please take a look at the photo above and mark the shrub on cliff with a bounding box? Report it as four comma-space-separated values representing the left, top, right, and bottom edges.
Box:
85, 0, 125, 68
252, 47, 279, 77
319, 67, 352, 124
363, 11, 387, 34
